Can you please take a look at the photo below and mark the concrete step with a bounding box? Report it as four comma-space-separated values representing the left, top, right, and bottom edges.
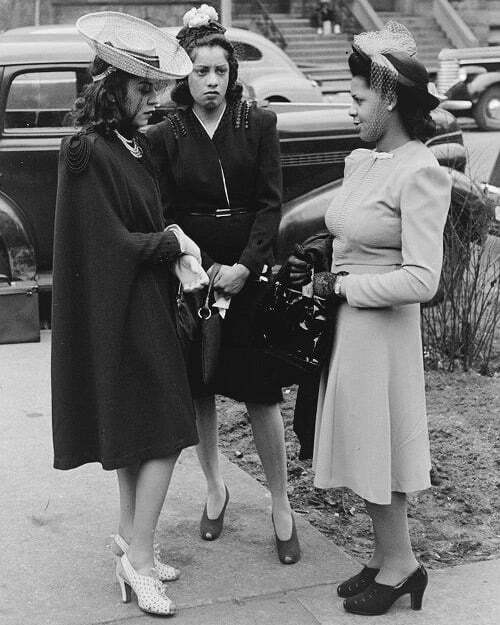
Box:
291, 53, 350, 63
286, 41, 350, 51
284, 32, 350, 41
271, 18, 312, 27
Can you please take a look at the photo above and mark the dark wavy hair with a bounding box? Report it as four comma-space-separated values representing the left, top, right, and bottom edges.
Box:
72, 57, 138, 137
348, 49, 436, 142
170, 32, 243, 106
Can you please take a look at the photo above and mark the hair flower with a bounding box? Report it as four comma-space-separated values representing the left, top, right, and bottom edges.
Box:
183, 5, 219, 28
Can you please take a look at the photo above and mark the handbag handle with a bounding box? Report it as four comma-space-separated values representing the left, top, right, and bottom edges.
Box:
198, 263, 222, 320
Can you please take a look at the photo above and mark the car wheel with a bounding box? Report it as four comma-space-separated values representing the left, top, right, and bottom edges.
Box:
472, 85, 500, 130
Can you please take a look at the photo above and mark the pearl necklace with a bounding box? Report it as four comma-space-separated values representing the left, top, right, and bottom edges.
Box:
114, 130, 143, 159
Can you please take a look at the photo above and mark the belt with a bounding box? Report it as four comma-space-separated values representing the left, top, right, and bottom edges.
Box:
187, 208, 250, 218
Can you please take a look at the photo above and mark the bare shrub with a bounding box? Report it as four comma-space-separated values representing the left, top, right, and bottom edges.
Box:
422, 171, 499, 373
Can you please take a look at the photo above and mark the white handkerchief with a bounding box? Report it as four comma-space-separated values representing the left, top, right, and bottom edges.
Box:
214, 294, 231, 319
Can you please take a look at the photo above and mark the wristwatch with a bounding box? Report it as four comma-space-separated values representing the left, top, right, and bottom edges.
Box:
334, 276, 343, 297
334, 271, 348, 298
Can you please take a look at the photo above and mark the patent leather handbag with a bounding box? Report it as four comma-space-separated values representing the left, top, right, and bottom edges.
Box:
197, 269, 222, 386
175, 265, 222, 386
253, 264, 332, 383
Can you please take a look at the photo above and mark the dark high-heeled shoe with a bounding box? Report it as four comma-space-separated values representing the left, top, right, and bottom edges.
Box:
343, 564, 428, 616
200, 485, 229, 541
337, 566, 380, 598
272, 513, 301, 565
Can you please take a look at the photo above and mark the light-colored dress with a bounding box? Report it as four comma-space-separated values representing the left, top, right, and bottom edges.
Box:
313, 140, 452, 505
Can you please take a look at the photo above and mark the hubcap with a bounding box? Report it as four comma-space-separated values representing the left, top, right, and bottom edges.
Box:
487, 97, 500, 121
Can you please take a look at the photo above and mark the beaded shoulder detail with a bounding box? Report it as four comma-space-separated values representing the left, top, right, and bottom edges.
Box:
62, 132, 95, 174
231, 99, 253, 130
167, 100, 254, 138
165, 111, 187, 138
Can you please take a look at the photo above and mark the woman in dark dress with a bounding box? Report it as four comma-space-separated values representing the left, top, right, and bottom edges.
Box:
147, 5, 300, 564
51, 12, 207, 616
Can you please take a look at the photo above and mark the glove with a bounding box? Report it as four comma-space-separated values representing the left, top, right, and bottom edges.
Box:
313, 271, 347, 304
165, 224, 202, 264
173, 254, 209, 293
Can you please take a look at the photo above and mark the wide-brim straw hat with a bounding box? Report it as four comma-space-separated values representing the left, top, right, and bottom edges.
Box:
76, 11, 193, 81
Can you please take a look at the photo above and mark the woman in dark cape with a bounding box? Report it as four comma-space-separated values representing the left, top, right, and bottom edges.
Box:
51, 11, 207, 616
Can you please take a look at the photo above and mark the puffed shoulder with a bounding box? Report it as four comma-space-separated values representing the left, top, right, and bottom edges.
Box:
60, 131, 97, 174
250, 105, 277, 127
402, 163, 452, 191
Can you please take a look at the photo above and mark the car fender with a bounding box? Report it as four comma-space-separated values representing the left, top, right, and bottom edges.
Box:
467, 72, 500, 101
277, 178, 343, 262
248, 73, 323, 103
428, 142, 466, 173
0, 191, 36, 280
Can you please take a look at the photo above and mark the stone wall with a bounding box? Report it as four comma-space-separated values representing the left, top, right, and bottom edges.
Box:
50, 1, 219, 27
0, 1, 222, 31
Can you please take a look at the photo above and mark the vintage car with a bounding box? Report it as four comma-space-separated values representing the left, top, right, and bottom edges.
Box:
0, 23, 476, 303
438, 46, 500, 130
0, 23, 324, 104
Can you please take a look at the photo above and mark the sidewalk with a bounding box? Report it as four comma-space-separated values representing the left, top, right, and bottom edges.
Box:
1, 332, 498, 625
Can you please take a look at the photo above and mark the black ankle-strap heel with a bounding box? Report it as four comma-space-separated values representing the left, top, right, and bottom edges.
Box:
343, 564, 428, 616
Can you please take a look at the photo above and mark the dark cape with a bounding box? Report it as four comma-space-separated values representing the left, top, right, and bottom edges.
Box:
51, 130, 198, 470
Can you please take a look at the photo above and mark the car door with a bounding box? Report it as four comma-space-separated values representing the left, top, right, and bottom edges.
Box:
0, 64, 90, 272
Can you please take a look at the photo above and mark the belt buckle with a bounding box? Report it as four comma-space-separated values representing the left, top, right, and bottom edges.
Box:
215, 208, 232, 218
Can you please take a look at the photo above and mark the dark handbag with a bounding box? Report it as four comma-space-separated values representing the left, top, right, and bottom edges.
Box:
174, 265, 222, 386
0, 279, 40, 344
197, 269, 222, 386
253, 264, 332, 384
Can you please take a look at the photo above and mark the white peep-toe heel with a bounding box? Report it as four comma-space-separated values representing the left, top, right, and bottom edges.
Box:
116, 553, 176, 616
113, 534, 180, 582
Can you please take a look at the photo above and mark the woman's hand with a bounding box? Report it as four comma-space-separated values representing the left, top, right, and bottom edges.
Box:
213, 263, 250, 296
166, 224, 202, 263
174, 254, 209, 293
288, 254, 312, 287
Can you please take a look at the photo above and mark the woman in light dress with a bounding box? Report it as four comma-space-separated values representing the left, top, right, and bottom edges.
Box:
289, 22, 451, 616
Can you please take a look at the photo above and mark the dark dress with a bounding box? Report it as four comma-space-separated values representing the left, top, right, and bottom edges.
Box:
51, 130, 198, 471
147, 101, 283, 403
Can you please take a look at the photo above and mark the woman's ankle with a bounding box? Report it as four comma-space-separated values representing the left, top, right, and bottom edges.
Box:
126, 545, 155, 575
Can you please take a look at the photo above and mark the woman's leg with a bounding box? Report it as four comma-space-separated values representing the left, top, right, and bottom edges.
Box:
365, 492, 419, 585
124, 454, 179, 576
245, 402, 292, 540
194, 396, 226, 518
115, 463, 140, 547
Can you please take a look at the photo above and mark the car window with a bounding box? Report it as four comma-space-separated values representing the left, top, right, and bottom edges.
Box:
4, 69, 91, 133
231, 42, 262, 62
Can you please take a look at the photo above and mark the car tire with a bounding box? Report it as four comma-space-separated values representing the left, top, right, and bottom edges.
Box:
472, 85, 500, 130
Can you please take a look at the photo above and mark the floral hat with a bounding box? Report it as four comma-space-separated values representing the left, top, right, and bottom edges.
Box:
176, 4, 226, 51
76, 11, 193, 82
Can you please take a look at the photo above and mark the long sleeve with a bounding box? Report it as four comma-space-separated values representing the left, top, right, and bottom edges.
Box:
344, 165, 452, 308
238, 110, 282, 274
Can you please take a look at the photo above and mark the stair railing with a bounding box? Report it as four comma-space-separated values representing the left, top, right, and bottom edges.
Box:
433, 0, 479, 48
348, 0, 384, 31
249, 0, 287, 50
